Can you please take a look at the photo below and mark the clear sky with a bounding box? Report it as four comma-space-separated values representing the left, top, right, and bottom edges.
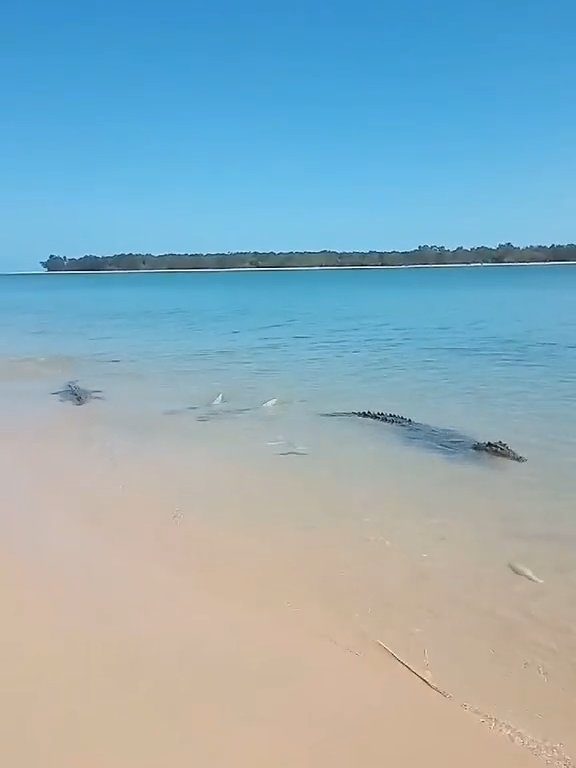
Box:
1, 0, 575, 271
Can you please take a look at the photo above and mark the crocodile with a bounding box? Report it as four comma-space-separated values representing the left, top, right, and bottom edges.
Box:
52, 381, 103, 406
325, 411, 526, 462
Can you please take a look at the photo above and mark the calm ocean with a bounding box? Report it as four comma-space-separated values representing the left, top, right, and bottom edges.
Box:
2, 264, 575, 528
1, 265, 575, 429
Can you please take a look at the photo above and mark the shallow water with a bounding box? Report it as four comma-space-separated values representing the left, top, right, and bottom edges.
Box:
1, 266, 575, 491
1, 266, 575, 751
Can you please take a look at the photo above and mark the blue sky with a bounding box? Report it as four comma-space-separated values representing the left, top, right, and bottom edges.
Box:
1, 0, 575, 270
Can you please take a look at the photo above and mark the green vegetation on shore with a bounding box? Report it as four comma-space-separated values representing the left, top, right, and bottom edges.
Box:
41, 244, 576, 271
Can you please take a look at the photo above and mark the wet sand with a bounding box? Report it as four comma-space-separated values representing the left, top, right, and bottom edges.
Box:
0, 558, 540, 768
2, 409, 571, 767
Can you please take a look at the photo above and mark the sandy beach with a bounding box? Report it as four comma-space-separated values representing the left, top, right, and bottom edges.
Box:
1, 409, 570, 768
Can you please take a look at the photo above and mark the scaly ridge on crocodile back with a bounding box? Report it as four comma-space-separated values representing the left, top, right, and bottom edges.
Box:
352, 411, 414, 426
472, 440, 527, 463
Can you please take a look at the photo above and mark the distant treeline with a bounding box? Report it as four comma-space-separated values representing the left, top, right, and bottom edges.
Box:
41, 244, 576, 271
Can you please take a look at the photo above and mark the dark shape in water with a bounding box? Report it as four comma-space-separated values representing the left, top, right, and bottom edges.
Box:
325, 411, 526, 462
472, 440, 527, 462
195, 407, 253, 422
351, 411, 414, 426
52, 381, 103, 406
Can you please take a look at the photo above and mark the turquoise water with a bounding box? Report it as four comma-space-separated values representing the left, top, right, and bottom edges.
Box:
1, 266, 575, 472
1, 266, 575, 433
2, 265, 575, 504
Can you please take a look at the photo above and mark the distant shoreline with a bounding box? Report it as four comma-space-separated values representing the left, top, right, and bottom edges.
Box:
6, 260, 576, 276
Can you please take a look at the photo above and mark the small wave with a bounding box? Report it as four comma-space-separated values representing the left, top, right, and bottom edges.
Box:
0, 355, 77, 381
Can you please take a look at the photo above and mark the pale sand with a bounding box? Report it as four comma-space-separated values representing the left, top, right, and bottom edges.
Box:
0, 560, 540, 768
0, 417, 559, 767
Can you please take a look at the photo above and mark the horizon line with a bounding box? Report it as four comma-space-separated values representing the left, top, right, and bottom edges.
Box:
3, 261, 576, 276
